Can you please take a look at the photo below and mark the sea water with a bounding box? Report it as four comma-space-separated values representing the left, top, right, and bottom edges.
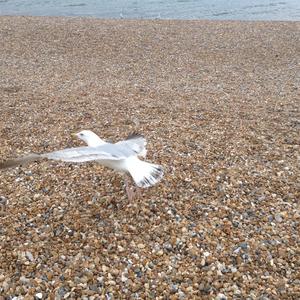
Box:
0, 0, 299, 20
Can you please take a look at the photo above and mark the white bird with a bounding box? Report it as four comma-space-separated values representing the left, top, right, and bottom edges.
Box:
0, 132, 164, 199
75, 130, 147, 158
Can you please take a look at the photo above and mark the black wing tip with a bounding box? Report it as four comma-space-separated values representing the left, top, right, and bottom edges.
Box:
138, 165, 164, 188
126, 132, 145, 140
0, 154, 41, 170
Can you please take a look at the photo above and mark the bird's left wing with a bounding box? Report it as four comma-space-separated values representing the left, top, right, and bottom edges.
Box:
116, 133, 147, 158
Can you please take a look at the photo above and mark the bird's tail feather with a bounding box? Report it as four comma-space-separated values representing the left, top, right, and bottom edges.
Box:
0, 154, 41, 169
127, 158, 164, 188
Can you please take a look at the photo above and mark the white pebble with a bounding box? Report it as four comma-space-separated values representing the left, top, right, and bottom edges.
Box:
35, 292, 43, 299
216, 293, 227, 300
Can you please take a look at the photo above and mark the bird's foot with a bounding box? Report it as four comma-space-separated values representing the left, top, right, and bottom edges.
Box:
126, 184, 136, 201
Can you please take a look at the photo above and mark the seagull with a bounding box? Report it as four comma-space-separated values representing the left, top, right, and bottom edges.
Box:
75, 130, 147, 158
0, 132, 164, 199
73, 130, 149, 198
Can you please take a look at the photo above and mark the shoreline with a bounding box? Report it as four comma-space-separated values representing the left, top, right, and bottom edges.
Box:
1, 14, 300, 21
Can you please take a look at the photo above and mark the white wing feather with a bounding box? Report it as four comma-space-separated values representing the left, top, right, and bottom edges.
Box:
116, 134, 147, 158
42, 145, 135, 163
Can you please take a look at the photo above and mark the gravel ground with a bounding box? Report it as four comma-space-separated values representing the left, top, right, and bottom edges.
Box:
0, 16, 299, 299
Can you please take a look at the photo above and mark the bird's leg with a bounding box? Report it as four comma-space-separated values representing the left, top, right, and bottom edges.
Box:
124, 174, 135, 200
134, 186, 142, 198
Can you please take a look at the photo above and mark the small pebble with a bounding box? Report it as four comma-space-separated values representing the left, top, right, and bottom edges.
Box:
216, 293, 227, 300
275, 214, 283, 223
35, 293, 43, 299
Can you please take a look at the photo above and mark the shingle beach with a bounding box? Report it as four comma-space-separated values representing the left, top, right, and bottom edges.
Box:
0, 17, 299, 299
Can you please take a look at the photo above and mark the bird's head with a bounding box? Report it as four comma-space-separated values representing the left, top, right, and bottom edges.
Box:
74, 130, 106, 147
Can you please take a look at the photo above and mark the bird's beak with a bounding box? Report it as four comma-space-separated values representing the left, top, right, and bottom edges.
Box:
71, 133, 78, 139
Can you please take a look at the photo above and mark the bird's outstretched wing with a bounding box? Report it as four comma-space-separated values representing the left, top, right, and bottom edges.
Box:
116, 133, 147, 158
43, 145, 132, 162
0, 144, 138, 169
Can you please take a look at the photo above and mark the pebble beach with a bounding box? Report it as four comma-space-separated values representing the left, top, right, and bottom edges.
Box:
0, 17, 299, 299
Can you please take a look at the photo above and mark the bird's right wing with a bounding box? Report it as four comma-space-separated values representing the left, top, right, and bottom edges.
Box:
0, 144, 137, 169
43, 146, 130, 163
0, 154, 42, 169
